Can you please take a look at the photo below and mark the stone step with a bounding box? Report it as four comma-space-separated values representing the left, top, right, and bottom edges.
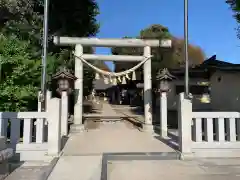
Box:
47, 156, 102, 180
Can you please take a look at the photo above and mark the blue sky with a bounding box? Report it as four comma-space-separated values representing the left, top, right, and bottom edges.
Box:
95, 0, 240, 71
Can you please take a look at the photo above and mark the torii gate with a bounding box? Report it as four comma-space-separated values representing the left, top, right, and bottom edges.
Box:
53, 36, 171, 132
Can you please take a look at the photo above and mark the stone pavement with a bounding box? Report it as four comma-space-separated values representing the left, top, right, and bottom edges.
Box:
47, 121, 240, 180
108, 159, 240, 180
47, 122, 176, 180
100, 102, 121, 120
4, 161, 51, 180
111, 105, 145, 123
63, 122, 175, 155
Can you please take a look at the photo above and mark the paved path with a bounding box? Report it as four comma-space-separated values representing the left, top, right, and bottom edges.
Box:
47, 103, 176, 180
100, 102, 121, 120
5, 161, 51, 180
47, 120, 176, 180
63, 122, 174, 155
108, 159, 240, 180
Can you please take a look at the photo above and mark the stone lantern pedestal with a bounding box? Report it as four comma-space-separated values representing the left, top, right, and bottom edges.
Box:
156, 68, 175, 137
52, 67, 77, 136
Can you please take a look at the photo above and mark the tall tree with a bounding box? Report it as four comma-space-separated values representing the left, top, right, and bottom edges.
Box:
0, 0, 99, 54
0, 0, 100, 111
0, 35, 41, 111
226, 0, 240, 38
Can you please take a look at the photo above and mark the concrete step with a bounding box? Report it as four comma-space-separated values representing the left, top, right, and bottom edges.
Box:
47, 156, 102, 180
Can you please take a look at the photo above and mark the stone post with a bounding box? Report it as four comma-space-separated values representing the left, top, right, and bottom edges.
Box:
47, 98, 61, 156
61, 91, 68, 136
38, 91, 42, 112
45, 90, 52, 110
44, 90, 52, 141
36, 91, 44, 143
143, 46, 153, 132
178, 92, 192, 158
73, 44, 84, 128
160, 92, 168, 137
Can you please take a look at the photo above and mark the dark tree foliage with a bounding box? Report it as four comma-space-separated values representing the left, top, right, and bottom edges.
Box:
0, 0, 100, 111
226, 0, 240, 38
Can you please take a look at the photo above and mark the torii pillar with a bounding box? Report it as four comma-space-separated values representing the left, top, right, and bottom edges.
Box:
74, 44, 84, 127
143, 46, 153, 131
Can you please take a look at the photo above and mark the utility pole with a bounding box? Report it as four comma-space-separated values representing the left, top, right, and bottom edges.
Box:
184, 0, 189, 97
40, 0, 49, 109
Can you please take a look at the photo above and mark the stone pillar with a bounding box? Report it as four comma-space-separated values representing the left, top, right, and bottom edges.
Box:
44, 90, 52, 141
36, 91, 44, 143
47, 98, 61, 156
143, 46, 153, 132
45, 90, 52, 110
38, 91, 42, 112
61, 91, 68, 136
160, 92, 168, 137
178, 93, 192, 158
74, 44, 83, 126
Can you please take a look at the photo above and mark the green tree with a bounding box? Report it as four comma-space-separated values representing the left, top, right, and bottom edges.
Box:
0, 0, 99, 54
0, 0, 100, 111
0, 35, 41, 111
226, 0, 240, 38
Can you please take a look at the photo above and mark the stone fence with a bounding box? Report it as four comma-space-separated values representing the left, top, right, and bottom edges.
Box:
178, 92, 240, 158
0, 98, 61, 161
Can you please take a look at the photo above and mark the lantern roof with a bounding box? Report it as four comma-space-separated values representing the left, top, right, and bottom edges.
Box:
52, 66, 77, 80
156, 68, 176, 81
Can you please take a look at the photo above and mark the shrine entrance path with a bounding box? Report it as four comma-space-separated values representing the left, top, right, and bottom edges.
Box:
63, 121, 175, 155
47, 103, 178, 180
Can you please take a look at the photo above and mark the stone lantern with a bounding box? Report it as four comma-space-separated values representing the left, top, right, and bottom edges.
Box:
156, 68, 175, 138
52, 67, 77, 95
52, 67, 77, 137
156, 68, 175, 92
